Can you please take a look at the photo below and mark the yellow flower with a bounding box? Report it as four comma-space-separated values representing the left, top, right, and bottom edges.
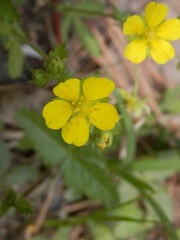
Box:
123, 2, 180, 64
43, 77, 119, 146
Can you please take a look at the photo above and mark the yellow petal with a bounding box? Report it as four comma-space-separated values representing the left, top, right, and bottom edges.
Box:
150, 39, 174, 64
88, 103, 119, 130
62, 116, 89, 146
42, 100, 73, 129
53, 78, 80, 101
124, 40, 147, 64
157, 19, 180, 41
123, 15, 145, 35
145, 2, 168, 28
83, 77, 115, 101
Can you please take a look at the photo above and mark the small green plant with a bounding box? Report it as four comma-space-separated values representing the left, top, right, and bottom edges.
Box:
1, 1, 180, 240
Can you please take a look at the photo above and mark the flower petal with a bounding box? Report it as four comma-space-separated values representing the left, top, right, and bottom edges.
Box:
83, 77, 115, 101
157, 19, 180, 41
53, 78, 80, 101
88, 103, 119, 130
42, 100, 73, 129
123, 15, 145, 35
150, 39, 174, 64
145, 2, 168, 28
124, 40, 147, 64
62, 116, 89, 146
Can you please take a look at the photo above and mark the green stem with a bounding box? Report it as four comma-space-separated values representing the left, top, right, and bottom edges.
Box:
13, 28, 48, 60
133, 64, 139, 97
57, 5, 114, 19
44, 212, 157, 228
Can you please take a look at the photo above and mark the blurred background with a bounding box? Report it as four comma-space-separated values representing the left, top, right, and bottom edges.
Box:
1, 0, 180, 239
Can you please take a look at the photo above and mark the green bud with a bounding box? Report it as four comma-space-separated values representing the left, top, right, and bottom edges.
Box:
31, 69, 50, 87
45, 55, 64, 75
95, 131, 113, 150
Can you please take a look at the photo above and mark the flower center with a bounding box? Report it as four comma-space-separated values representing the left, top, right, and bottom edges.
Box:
72, 96, 89, 116
141, 28, 156, 44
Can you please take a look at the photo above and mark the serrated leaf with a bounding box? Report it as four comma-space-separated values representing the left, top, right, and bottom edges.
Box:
61, 157, 119, 205
73, 18, 101, 57
15, 109, 118, 204
15, 109, 67, 166
8, 37, 23, 78
0, 124, 11, 174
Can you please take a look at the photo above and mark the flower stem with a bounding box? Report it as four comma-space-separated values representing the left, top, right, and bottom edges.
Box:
13, 28, 48, 61
133, 64, 139, 97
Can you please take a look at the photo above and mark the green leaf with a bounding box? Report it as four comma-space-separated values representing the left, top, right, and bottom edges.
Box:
29, 237, 47, 240
29, 236, 47, 240
15, 195, 32, 215
31, 69, 50, 87
18, 134, 33, 150
113, 203, 148, 239
56, 2, 106, 18
114, 89, 136, 164
15, 109, 67, 166
61, 157, 119, 205
0, 189, 32, 217
73, 18, 101, 57
90, 223, 114, 240
146, 190, 174, 222
0, 20, 13, 35
117, 168, 154, 192
132, 155, 180, 172
112, 5, 130, 24
61, 15, 72, 41
0, 0, 19, 23
4, 165, 38, 186
15, 109, 117, 204
8, 37, 23, 78
160, 85, 180, 114
0, 123, 11, 174
74, 1, 106, 13
52, 227, 70, 240
119, 171, 178, 240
